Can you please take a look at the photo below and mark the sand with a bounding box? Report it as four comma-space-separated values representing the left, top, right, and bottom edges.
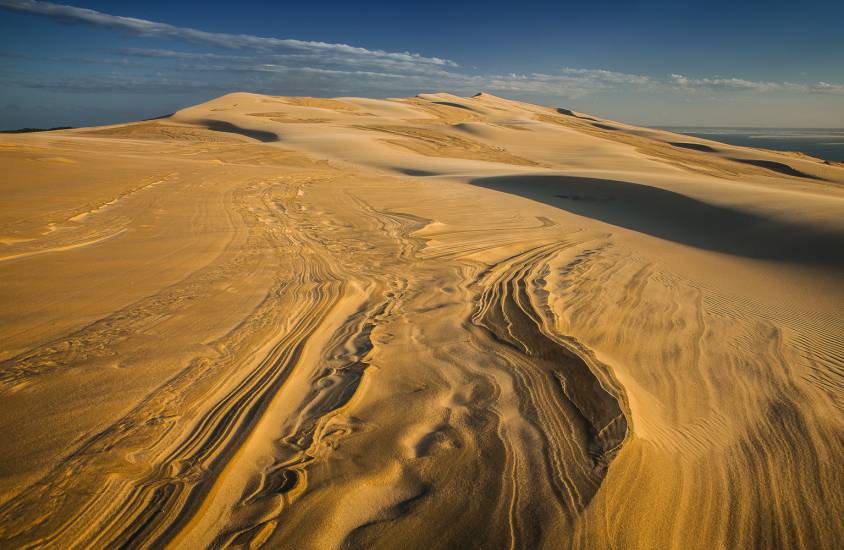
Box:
0, 91, 842, 549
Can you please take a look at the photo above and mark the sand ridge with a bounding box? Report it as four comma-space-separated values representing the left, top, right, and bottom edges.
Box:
0, 92, 842, 549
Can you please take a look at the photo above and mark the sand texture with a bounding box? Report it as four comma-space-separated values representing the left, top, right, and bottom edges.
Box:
0, 92, 842, 549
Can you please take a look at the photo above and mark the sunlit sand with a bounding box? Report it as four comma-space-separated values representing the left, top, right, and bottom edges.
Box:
1, 92, 842, 548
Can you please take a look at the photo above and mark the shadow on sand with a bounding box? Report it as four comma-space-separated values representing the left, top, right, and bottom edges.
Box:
202, 119, 280, 142
728, 158, 823, 180
470, 175, 844, 267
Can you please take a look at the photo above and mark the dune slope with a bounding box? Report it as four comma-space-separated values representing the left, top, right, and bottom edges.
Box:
0, 92, 842, 549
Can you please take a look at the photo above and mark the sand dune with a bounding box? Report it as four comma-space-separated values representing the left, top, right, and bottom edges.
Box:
0, 92, 842, 549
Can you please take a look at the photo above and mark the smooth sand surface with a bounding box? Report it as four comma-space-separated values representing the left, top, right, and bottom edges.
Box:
0, 92, 842, 549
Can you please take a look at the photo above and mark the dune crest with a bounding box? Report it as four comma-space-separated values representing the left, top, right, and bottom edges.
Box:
0, 92, 842, 549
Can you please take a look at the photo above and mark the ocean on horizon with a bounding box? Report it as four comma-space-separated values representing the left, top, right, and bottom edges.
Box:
655, 127, 844, 163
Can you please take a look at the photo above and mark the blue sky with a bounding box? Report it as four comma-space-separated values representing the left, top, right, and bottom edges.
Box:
1, 0, 843, 128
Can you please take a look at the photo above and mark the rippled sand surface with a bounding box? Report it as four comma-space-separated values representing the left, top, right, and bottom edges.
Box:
1, 92, 842, 549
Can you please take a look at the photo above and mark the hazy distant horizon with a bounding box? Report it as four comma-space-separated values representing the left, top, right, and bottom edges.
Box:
2, 0, 843, 129
5, 99, 844, 132
653, 126, 844, 161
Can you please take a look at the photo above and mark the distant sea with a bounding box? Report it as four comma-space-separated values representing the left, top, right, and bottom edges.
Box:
655, 127, 844, 162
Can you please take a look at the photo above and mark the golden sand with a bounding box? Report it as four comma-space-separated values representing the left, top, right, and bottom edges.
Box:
0, 92, 842, 548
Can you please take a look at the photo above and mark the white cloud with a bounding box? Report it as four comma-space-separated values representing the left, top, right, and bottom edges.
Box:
669, 73, 842, 95
560, 67, 652, 85
2, 1, 842, 102
0, 0, 458, 70
810, 81, 844, 94
670, 73, 784, 91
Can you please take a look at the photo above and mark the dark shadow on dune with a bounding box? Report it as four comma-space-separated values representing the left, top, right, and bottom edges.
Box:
592, 123, 619, 131
670, 143, 823, 180
452, 123, 483, 136
201, 119, 279, 142
670, 142, 718, 153
728, 157, 821, 180
470, 175, 844, 267
430, 101, 478, 112
142, 113, 175, 121
556, 108, 597, 121
394, 167, 439, 177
